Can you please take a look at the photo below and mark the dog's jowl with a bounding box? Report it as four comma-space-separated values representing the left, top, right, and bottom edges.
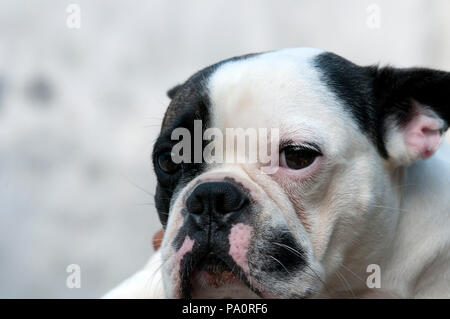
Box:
105, 48, 450, 299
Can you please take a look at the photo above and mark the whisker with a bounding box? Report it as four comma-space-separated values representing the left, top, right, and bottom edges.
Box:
133, 202, 156, 206
121, 174, 154, 197
335, 270, 356, 298
339, 264, 366, 284
272, 241, 329, 294
268, 255, 292, 275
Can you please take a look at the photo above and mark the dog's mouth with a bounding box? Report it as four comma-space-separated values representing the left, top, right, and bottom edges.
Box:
180, 252, 261, 298
191, 254, 238, 286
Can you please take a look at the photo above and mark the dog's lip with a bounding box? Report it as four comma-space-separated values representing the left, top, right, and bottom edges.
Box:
191, 269, 238, 288
180, 251, 262, 298
195, 253, 231, 273
191, 253, 238, 286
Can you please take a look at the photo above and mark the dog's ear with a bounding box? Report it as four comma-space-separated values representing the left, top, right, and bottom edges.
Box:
167, 84, 182, 99
370, 66, 450, 167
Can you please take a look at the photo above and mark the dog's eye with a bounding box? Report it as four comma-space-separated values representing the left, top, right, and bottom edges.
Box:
279, 146, 320, 170
157, 151, 180, 174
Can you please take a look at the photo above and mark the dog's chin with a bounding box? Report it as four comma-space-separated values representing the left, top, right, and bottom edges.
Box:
179, 253, 260, 299
176, 253, 321, 299
190, 271, 260, 299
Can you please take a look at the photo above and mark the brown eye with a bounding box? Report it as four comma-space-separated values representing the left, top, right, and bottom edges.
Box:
280, 146, 320, 170
158, 151, 180, 174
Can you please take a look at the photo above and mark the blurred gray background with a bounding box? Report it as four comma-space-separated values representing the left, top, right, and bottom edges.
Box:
0, 0, 449, 298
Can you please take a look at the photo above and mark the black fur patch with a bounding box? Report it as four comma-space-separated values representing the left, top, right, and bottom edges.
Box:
314, 52, 450, 158
256, 228, 306, 277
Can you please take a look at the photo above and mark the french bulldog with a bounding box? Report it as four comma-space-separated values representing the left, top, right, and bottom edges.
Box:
105, 48, 450, 298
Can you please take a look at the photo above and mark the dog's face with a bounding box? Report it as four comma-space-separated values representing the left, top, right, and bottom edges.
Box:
152, 48, 450, 298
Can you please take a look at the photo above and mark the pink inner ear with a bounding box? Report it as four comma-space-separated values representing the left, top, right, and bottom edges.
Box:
404, 114, 443, 160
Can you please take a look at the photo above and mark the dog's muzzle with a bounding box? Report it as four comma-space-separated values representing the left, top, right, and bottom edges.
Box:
165, 175, 320, 299
172, 180, 260, 298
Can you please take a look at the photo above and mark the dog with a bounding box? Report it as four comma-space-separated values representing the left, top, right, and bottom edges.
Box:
105, 48, 450, 298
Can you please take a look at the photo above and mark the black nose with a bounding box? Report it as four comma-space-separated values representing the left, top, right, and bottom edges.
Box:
186, 181, 249, 224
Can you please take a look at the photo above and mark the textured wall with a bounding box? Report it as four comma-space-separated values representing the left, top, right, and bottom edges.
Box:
0, 0, 449, 298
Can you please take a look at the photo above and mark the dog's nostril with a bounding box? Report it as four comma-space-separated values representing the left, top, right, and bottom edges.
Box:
186, 195, 204, 215
186, 181, 249, 217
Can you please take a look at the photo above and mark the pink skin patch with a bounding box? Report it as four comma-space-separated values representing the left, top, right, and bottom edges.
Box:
175, 236, 195, 268
228, 223, 253, 273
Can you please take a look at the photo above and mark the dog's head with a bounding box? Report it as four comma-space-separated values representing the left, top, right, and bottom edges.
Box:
152, 48, 450, 298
